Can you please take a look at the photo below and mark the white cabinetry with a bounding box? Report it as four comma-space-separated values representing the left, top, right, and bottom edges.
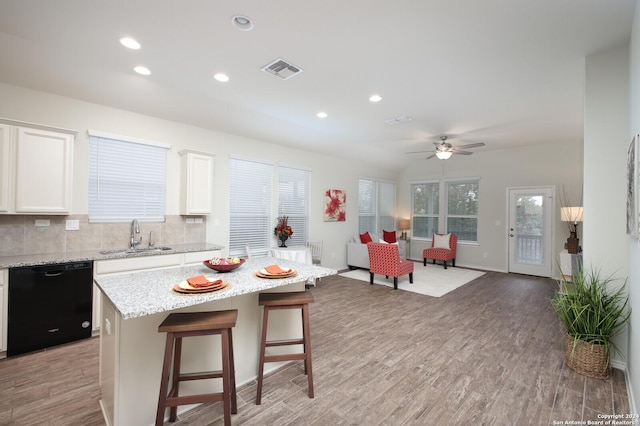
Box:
0, 125, 10, 213
0, 269, 7, 354
179, 150, 214, 215
0, 121, 75, 214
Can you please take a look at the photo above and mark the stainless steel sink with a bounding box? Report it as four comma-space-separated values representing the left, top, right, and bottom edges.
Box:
99, 247, 172, 255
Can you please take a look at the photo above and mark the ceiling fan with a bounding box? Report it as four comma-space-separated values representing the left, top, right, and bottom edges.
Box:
405, 136, 485, 160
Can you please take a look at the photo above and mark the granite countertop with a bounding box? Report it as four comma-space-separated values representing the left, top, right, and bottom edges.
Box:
94, 257, 338, 320
0, 242, 224, 269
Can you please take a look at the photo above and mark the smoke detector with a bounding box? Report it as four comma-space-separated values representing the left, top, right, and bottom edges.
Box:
261, 58, 303, 80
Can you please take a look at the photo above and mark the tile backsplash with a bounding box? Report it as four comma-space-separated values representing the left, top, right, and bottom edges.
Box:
0, 215, 206, 256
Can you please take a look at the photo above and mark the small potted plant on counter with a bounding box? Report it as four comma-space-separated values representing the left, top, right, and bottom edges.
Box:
552, 267, 631, 379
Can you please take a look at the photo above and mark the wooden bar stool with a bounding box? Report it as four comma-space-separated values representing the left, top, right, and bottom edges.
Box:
256, 291, 314, 405
156, 310, 238, 426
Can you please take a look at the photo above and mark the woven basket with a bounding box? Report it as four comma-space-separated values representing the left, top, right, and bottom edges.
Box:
565, 334, 611, 379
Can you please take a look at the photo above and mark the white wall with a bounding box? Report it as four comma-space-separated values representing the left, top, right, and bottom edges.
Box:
398, 142, 583, 273
584, 40, 636, 412
0, 82, 397, 271
625, 2, 640, 414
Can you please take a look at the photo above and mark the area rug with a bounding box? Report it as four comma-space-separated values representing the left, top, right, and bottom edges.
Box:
339, 265, 485, 297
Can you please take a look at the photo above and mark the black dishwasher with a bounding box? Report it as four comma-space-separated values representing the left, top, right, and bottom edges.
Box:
8, 261, 93, 357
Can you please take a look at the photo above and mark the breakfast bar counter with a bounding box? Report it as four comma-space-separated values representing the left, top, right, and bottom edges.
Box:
94, 257, 336, 426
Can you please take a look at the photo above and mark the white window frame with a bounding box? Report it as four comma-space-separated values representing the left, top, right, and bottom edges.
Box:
228, 157, 311, 257
410, 181, 439, 239
229, 156, 273, 257
445, 178, 480, 243
87, 130, 169, 223
278, 164, 310, 246
358, 178, 396, 234
410, 177, 480, 243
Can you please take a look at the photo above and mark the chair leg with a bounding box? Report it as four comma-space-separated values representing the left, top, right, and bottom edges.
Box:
443, 261, 448, 269
409, 272, 413, 283
423, 258, 427, 266
432, 259, 436, 265
452, 259, 456, 267
393, 277, 398, 289
369, 272, 374, 284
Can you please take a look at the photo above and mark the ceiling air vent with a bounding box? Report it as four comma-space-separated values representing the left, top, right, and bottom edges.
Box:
261, 58, 303, 80
384, 116, 413, 126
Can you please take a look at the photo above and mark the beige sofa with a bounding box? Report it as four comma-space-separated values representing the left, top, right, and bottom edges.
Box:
347, 233, 406, 269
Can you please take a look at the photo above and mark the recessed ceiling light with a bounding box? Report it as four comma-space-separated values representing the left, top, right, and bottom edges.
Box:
134, 66, 151, 75
119, 37, 141, 50
369, 94, 382, 103
231, 15, 254, 31
214, 73, 230, 82
317, 112, 328, 118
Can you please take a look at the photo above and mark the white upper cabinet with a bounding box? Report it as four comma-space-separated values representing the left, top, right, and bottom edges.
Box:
179, 150, 214, 215
0, 121, 75, 215
0, 125, 11, 213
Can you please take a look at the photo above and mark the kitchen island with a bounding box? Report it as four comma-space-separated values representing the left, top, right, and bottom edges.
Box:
94, 256, 336, 426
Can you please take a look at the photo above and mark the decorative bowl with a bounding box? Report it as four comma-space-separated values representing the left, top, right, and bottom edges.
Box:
203, 257, 245, 272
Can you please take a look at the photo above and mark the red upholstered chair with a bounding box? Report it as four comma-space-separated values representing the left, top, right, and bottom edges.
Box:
367, 242, 414, 290
423, 233, 457, 269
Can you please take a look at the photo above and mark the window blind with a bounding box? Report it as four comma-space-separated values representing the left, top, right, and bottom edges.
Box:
379, 181, 396, 231
229, 157, 273, 257
358, 179, 377, 234
88, 134, 167, 222
278, 165, 310, 246
358, 178, 396, 234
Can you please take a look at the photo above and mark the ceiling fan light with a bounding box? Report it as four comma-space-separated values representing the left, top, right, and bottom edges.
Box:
435, 151, 453, 160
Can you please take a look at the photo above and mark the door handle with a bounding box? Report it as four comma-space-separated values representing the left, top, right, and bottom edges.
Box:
44, 272, 63, 277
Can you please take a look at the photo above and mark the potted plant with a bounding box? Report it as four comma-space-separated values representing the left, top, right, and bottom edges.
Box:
274, 215, 293, 247
552, 267, 631, 379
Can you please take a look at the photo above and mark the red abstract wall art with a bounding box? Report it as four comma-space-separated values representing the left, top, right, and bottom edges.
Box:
324, 189, 346, 222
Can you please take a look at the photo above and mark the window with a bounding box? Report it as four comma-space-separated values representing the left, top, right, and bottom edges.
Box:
358, 179, 376, 234
358, 178, 396, 234
88, 131, 168, 222
411, 182, 439, 238
228, 158, 310, 257
446, 180, 479, 242
229, 157, 273, 257
410, 178, 479, 242
278, 165, 310, 246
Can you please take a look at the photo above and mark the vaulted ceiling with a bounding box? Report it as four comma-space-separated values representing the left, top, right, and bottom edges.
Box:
0, 0, 635, 168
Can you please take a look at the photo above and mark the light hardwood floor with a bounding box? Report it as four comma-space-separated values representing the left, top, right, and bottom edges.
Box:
0, 269, 630, 425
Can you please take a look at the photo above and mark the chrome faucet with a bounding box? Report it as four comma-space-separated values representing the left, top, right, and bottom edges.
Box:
130, 219, 142, 249
148, 230, 155, 247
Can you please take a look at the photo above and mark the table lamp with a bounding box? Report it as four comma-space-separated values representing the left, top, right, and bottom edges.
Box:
398, 219, 410, 240
561, 207, 583, 254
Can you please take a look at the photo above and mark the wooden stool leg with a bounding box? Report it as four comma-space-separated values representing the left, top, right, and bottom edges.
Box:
302, 304, 314, 398
221, 329, 231, 426
156, 332, 175, 426
228, 328, 237, 414
256, 306, 270, 405
169, 337, 183, 422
